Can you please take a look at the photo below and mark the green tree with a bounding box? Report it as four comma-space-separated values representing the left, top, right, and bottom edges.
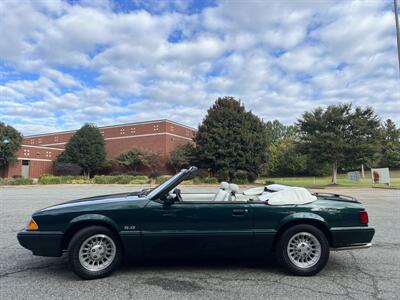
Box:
297, 104, 381, 184
264, 120, 299, 176
167, 143, 196, 172
58, 124, 107, 178
379, 119, 400, 168
194, 96, 267, 182
0, 122, 23, 167
116, 148, 144, 172
141, 149, 161, 174
267, 138, 307, 176
265, 120, 296, 145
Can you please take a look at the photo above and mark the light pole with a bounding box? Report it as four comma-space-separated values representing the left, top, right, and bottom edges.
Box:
395, 0, 400, 73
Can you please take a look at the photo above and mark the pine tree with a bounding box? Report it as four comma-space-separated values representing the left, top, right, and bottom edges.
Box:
58, 124, 107, 177
194, 97, 267, 182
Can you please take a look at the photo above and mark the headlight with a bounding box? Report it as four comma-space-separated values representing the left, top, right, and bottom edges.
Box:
26, 218, 38, 231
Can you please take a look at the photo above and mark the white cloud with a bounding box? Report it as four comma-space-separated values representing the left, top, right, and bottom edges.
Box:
0, 0, 399, 136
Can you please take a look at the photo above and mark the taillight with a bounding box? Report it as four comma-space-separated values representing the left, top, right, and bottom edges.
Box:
359, 211, 369, 224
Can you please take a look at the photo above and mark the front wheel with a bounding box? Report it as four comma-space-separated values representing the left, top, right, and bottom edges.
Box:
276, 224, 329, 276
68, 226, 122, 280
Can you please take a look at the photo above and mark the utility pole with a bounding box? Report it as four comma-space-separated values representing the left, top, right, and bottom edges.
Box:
395, 0, 400, 73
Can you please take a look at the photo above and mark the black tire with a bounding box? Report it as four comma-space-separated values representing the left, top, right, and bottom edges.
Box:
68, 226, 122, 280
276, 224, 329, 276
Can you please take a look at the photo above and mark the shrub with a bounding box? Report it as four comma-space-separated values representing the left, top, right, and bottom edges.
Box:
149, 172, 161, 179
202, 176, 218, 184
0, 177, 33, 185
265, 180, 275, 185
233, 170, 249, 184
192, 176, 218, 184
93, 175, 149, 184
38, 174, 89, 184
53, 162, 82, 176
195, 169, 209, 179
247, 172, 258, 183
39, 174, 62, 184
215, 169, 229, 181
155, 176, 170, 184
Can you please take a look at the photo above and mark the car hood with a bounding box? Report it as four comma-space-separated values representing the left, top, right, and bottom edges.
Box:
62, 192, 137, 205
37, 191, 146, 213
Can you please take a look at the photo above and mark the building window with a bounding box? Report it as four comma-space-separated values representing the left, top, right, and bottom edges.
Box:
38, 138, 42, 144
23, 149, 30, 156
120, 128, 125, 135
170, 125, 174, 132
100, 131, 105, 136
130, 127, 136, 134
30, 139, 34, 144
54, 136, 58, 142
186, 130, 190, 136
45, 151, 52, 158
153, 124, 159, 131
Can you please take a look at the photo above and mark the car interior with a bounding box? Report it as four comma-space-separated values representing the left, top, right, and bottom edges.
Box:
169, 182, 318, 205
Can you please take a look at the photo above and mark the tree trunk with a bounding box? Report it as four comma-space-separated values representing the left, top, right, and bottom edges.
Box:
331, 161, 337, 184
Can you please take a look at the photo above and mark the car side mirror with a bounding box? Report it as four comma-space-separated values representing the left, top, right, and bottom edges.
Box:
163, 194, 175, 206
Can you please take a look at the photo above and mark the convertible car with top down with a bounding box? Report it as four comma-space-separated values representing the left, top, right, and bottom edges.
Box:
17, 166, 375, 279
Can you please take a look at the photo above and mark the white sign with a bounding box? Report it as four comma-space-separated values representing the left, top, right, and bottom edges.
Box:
371, 168, 390, 185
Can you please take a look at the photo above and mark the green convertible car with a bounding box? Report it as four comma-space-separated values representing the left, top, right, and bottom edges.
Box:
17, 166, 375, 279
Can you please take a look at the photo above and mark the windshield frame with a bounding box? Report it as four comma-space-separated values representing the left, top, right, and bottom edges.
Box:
147, 166, 197, 200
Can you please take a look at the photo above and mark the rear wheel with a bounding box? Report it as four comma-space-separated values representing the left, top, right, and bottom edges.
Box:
68, 226, 122, 280
276, 224, 329, 276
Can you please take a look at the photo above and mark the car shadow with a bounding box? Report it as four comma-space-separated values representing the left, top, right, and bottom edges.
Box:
27, 255, 285, 281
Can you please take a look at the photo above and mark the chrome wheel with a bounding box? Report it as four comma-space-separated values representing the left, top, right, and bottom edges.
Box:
78, 234, 116, 272
287, 232, 321, 269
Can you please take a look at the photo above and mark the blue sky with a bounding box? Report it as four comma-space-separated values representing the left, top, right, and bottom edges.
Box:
0, 0, 399, 135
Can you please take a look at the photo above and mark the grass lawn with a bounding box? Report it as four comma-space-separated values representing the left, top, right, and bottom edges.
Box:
256, 170, 400, 189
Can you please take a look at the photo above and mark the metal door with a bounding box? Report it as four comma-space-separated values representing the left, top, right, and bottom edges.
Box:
21, 160, 30, 178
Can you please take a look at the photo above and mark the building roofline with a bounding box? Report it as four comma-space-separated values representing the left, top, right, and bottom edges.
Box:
23, 119, 197, 138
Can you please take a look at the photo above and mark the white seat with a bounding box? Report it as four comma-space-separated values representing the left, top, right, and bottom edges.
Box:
213, 182, 230, 201
228, 183, 240, 201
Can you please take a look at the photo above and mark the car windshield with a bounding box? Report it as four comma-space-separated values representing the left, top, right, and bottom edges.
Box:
146, 170, 186, 199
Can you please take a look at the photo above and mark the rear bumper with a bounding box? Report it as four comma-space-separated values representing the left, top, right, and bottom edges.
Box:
17, 230, 63, 257
331, 243, 372, 251
330, 226, 375, 248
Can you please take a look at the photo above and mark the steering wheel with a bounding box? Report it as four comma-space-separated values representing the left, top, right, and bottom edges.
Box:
173, 188, 183, 202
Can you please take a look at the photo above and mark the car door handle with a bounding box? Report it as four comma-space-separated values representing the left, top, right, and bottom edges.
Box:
232, 209, 248, 216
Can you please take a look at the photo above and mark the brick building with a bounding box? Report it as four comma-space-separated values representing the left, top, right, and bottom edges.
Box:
1, 119, 196, 178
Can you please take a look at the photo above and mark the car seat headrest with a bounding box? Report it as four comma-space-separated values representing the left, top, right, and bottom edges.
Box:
220, 181, 229, 190
229, 183, 239, 193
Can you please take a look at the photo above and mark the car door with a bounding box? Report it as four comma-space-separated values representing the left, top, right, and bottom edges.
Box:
140, 199, 254, 258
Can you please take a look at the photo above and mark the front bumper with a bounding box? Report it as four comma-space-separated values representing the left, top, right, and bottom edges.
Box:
17, 230, 63, 257
330, 226, 375, 248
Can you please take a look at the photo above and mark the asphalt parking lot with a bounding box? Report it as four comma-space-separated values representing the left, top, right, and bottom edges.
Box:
1, 185, 399, 300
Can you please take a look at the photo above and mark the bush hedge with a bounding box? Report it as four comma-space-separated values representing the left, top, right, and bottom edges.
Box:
154, 175, 170, 184
0, 177, 33, 185
93, 175, 149, 184
39, 174, 89, 184
0, 174, 220, 185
